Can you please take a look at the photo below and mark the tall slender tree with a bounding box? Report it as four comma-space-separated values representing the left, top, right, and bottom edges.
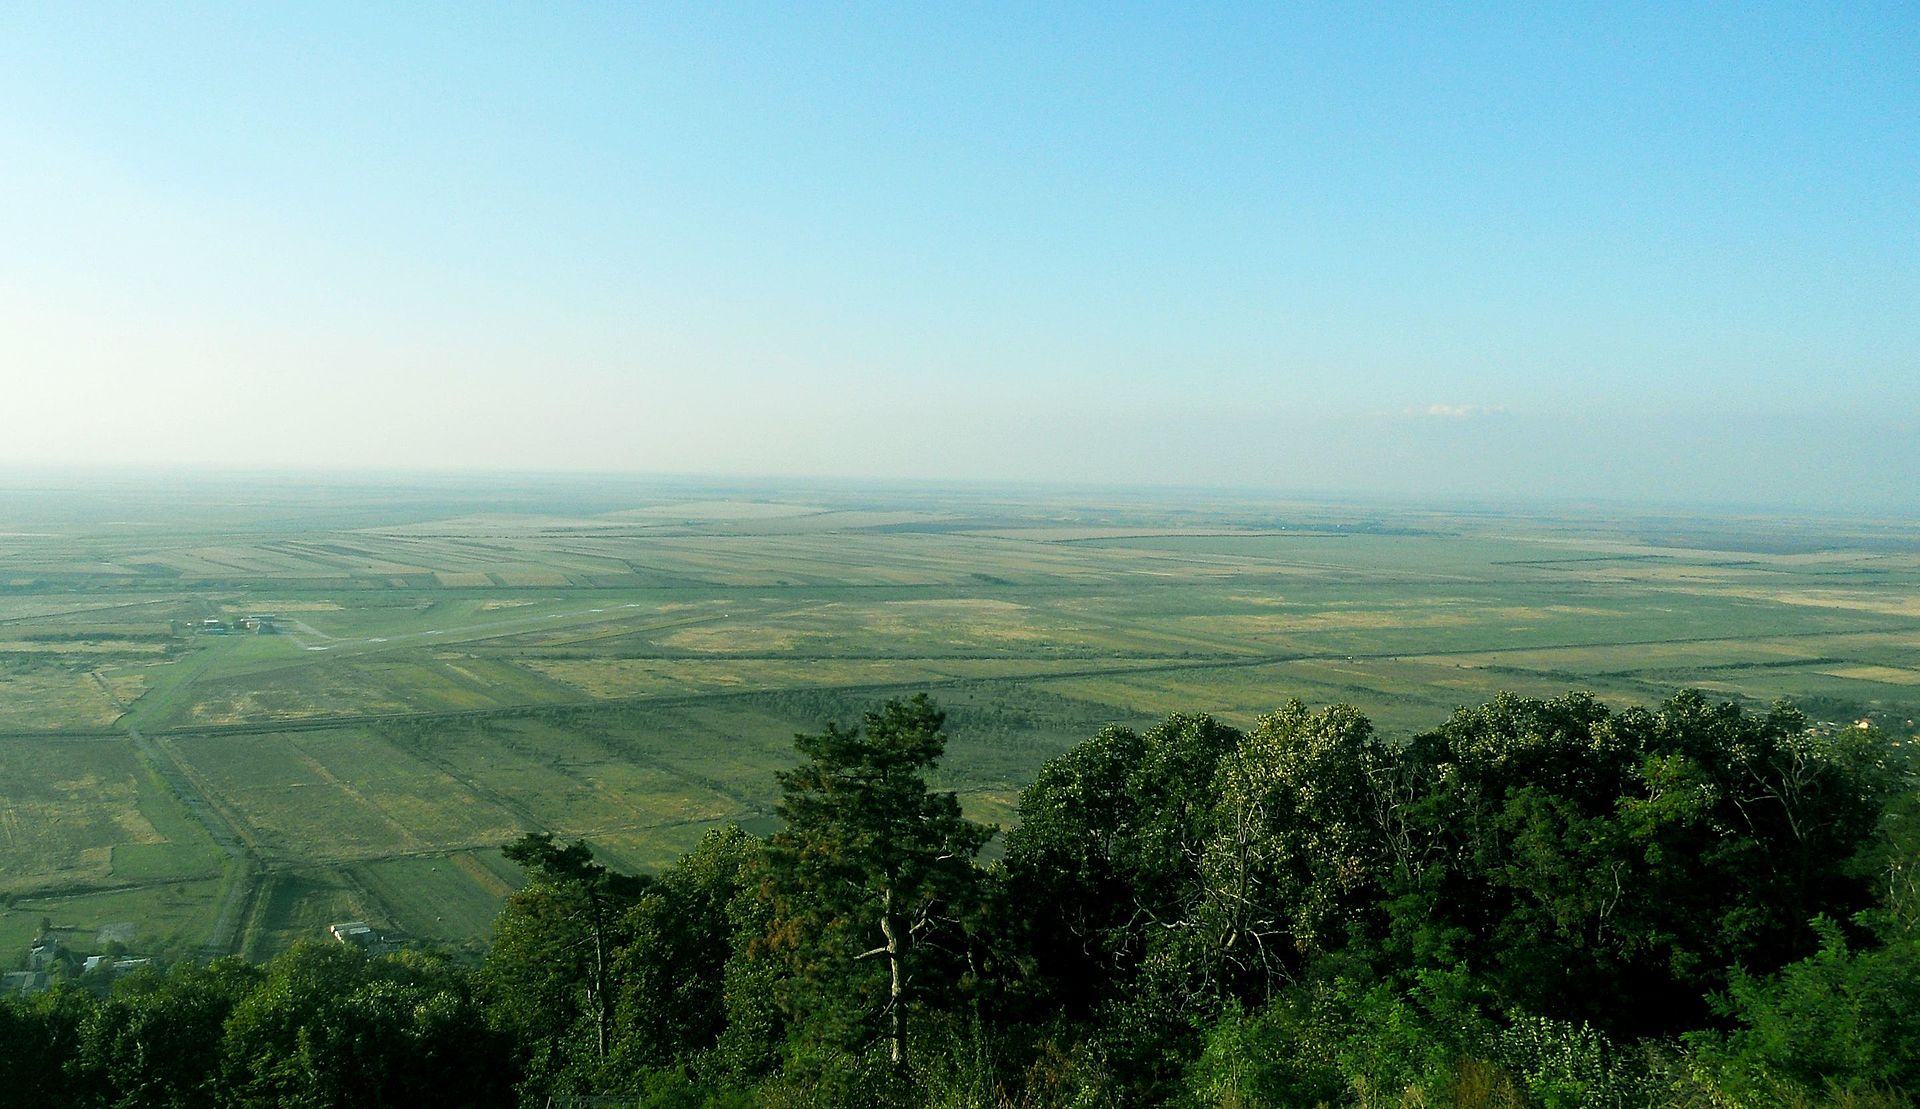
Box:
488, 832, 646, 1080
764, 694, 993, 1067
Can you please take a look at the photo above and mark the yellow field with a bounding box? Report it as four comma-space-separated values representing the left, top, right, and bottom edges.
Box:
0, 670, 136, 730
1822, 665, 1920, 686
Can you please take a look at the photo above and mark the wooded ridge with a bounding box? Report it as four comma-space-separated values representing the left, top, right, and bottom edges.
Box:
4, 689, 1915, 1107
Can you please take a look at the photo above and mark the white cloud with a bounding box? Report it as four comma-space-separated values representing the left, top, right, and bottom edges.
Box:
1410, 403, 1506, 419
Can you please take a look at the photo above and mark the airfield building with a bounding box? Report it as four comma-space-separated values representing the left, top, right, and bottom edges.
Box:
329, 921, 376, 947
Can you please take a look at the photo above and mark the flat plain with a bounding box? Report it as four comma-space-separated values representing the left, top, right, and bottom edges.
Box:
3, 475, 1917, 962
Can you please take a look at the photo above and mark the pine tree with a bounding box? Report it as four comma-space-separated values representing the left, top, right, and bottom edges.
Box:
764, 694, 993, 1067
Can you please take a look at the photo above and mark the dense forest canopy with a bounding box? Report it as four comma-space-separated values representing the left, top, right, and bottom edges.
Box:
5, 689, 1916, 1107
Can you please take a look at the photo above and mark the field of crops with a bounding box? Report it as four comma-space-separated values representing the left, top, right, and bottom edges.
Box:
2, 476, 1917, 963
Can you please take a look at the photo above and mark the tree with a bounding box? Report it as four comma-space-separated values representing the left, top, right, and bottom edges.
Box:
999, 722, 1148, 1017
1710, 918, 1920, 1096
1197, 700, 1388, 998
0, 986, 92, 1109
764, 694, 993, 1068
610, 824, 762, 1074
72, 958, 261, 1109
220, 942, 511, 1109
998, 712, 1244, 1102
486, 832, 647, 1095
1370, 690, 1903, 1037
1002, 714, 1242, 1015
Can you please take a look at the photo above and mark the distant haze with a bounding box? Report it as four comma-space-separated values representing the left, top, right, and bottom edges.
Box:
1, 6, 1914, 510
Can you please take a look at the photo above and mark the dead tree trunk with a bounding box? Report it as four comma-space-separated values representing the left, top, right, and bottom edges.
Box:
880, 885, 906, 1066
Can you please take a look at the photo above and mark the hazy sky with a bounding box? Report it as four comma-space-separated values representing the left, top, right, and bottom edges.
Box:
2, 4, 1915, 508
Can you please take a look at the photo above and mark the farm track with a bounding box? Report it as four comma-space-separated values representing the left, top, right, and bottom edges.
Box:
0, 564, 1645, 599
0, 596, 179, 626
126, 726, 259, 958
293, 811, 740, 873
1, 872, 223, 903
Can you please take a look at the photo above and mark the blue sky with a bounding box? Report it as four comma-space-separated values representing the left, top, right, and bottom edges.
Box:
1, 4, 1915, 508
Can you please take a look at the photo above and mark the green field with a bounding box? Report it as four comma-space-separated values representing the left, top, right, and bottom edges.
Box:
3, 476, 1917, 963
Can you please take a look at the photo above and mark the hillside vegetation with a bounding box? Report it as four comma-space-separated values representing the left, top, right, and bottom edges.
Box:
5, 689, 1916, 1107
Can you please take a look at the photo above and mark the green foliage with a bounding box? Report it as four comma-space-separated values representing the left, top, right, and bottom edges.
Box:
1485, 1014, 1660, 1109
1187, 997, 1348, 1109
7, 689, 1915, 1108
0, 986, 92, 1109
1001, 714, 1242, 1017
1703, 919, 1920, 1099
220, 942, 513, 1109
71, 959, 262, 1108
764, 694, 994, 1065
1183, 975, 1675, 1109
484, 832, 650, 1099
1371, 691, 1899, 1036
610, 825, 763, 1074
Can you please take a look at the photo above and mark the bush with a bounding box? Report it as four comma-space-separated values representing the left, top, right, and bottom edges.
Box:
1702, 919, 1920, 1100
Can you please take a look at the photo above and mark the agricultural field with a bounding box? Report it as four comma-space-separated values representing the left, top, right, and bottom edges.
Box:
2, 474, 1918, 964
